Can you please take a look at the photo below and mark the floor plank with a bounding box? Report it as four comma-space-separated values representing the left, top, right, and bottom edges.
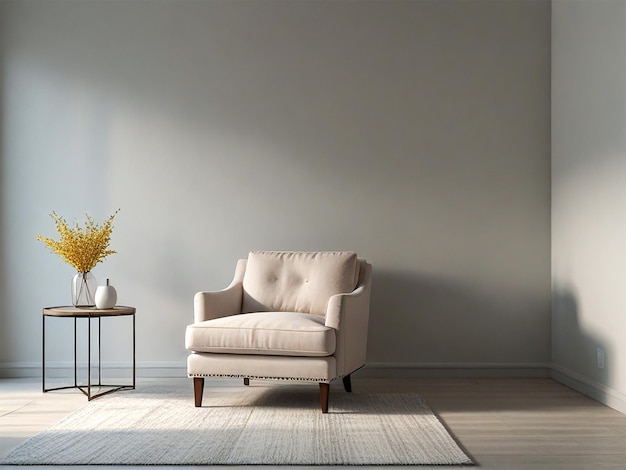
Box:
1, 377, 625, 469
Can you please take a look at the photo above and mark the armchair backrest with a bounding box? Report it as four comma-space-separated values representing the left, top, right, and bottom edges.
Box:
242, 251, 360, 316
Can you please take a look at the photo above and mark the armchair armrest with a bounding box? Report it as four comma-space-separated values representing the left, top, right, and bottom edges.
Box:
193, 259, 247, 323
325, 283, 369, 330
325, 261, 372, 377
193, 284, 243, 323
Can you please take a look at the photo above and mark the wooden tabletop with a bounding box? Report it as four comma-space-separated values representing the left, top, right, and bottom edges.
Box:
43, 306, 135, 317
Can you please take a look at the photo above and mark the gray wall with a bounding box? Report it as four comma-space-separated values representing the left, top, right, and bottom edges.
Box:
0, 0, 551, 376
552, 0, 626, 412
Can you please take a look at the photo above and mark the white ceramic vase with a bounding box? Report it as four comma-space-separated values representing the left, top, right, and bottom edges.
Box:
95, 278, 117, 309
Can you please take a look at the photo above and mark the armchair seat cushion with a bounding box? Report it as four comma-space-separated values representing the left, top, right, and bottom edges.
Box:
185, 312, 336, 357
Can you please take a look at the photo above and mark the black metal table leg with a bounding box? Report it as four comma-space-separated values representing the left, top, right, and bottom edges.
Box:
42, 306, 136, 400
88, 314, 92, 399
74, 317, 77, 387
42, 314, 45, 393
98, 316, 102, 387
132, 312, 136, 389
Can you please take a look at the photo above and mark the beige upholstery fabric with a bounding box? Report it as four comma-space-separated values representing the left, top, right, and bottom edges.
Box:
325, 260, 372, 377
186, 251, 371, 386
185, 311, 336, 356
187, 353, 337, 382
242, 251, 359, 316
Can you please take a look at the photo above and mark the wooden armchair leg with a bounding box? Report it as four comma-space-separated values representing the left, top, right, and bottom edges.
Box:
193, 377, 204, 407
319, 383, 329, 413
342, 374, 352, 393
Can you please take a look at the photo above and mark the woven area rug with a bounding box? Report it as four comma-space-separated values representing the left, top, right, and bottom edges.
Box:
2, 383, 472, 465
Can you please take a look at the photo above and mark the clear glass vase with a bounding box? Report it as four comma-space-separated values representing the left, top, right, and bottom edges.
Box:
72, 272, 97, 307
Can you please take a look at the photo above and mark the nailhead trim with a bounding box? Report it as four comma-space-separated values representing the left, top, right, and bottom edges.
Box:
188, 373, 337, 383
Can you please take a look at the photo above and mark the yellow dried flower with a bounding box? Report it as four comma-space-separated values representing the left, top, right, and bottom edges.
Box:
37, 209, 119, 273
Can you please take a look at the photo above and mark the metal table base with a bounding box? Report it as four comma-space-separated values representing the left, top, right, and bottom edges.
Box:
42, 306, 136, 400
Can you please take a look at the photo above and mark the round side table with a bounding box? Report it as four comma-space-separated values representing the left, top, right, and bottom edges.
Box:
42, 306, 136, 400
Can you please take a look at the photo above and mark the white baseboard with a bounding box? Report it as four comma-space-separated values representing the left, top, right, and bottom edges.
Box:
358, 362, 551, 378
0, 361, 551, 379
551, 364, 626, 415
0, 362, 42, 378
0, 361, 187, 379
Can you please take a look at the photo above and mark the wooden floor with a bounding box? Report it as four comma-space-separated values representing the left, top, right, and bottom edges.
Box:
1, 377, 625, 469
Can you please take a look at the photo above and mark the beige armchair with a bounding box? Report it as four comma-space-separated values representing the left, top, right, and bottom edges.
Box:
185, 251, 372, 413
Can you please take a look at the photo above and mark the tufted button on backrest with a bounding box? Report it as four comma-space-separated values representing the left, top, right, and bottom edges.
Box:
242, 251, 359, 316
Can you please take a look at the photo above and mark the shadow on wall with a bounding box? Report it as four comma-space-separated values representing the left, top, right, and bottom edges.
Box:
0, 170, 5, 372
367, 269, 522, 365
552, 285, 611, 405
0, 4, 7, 374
